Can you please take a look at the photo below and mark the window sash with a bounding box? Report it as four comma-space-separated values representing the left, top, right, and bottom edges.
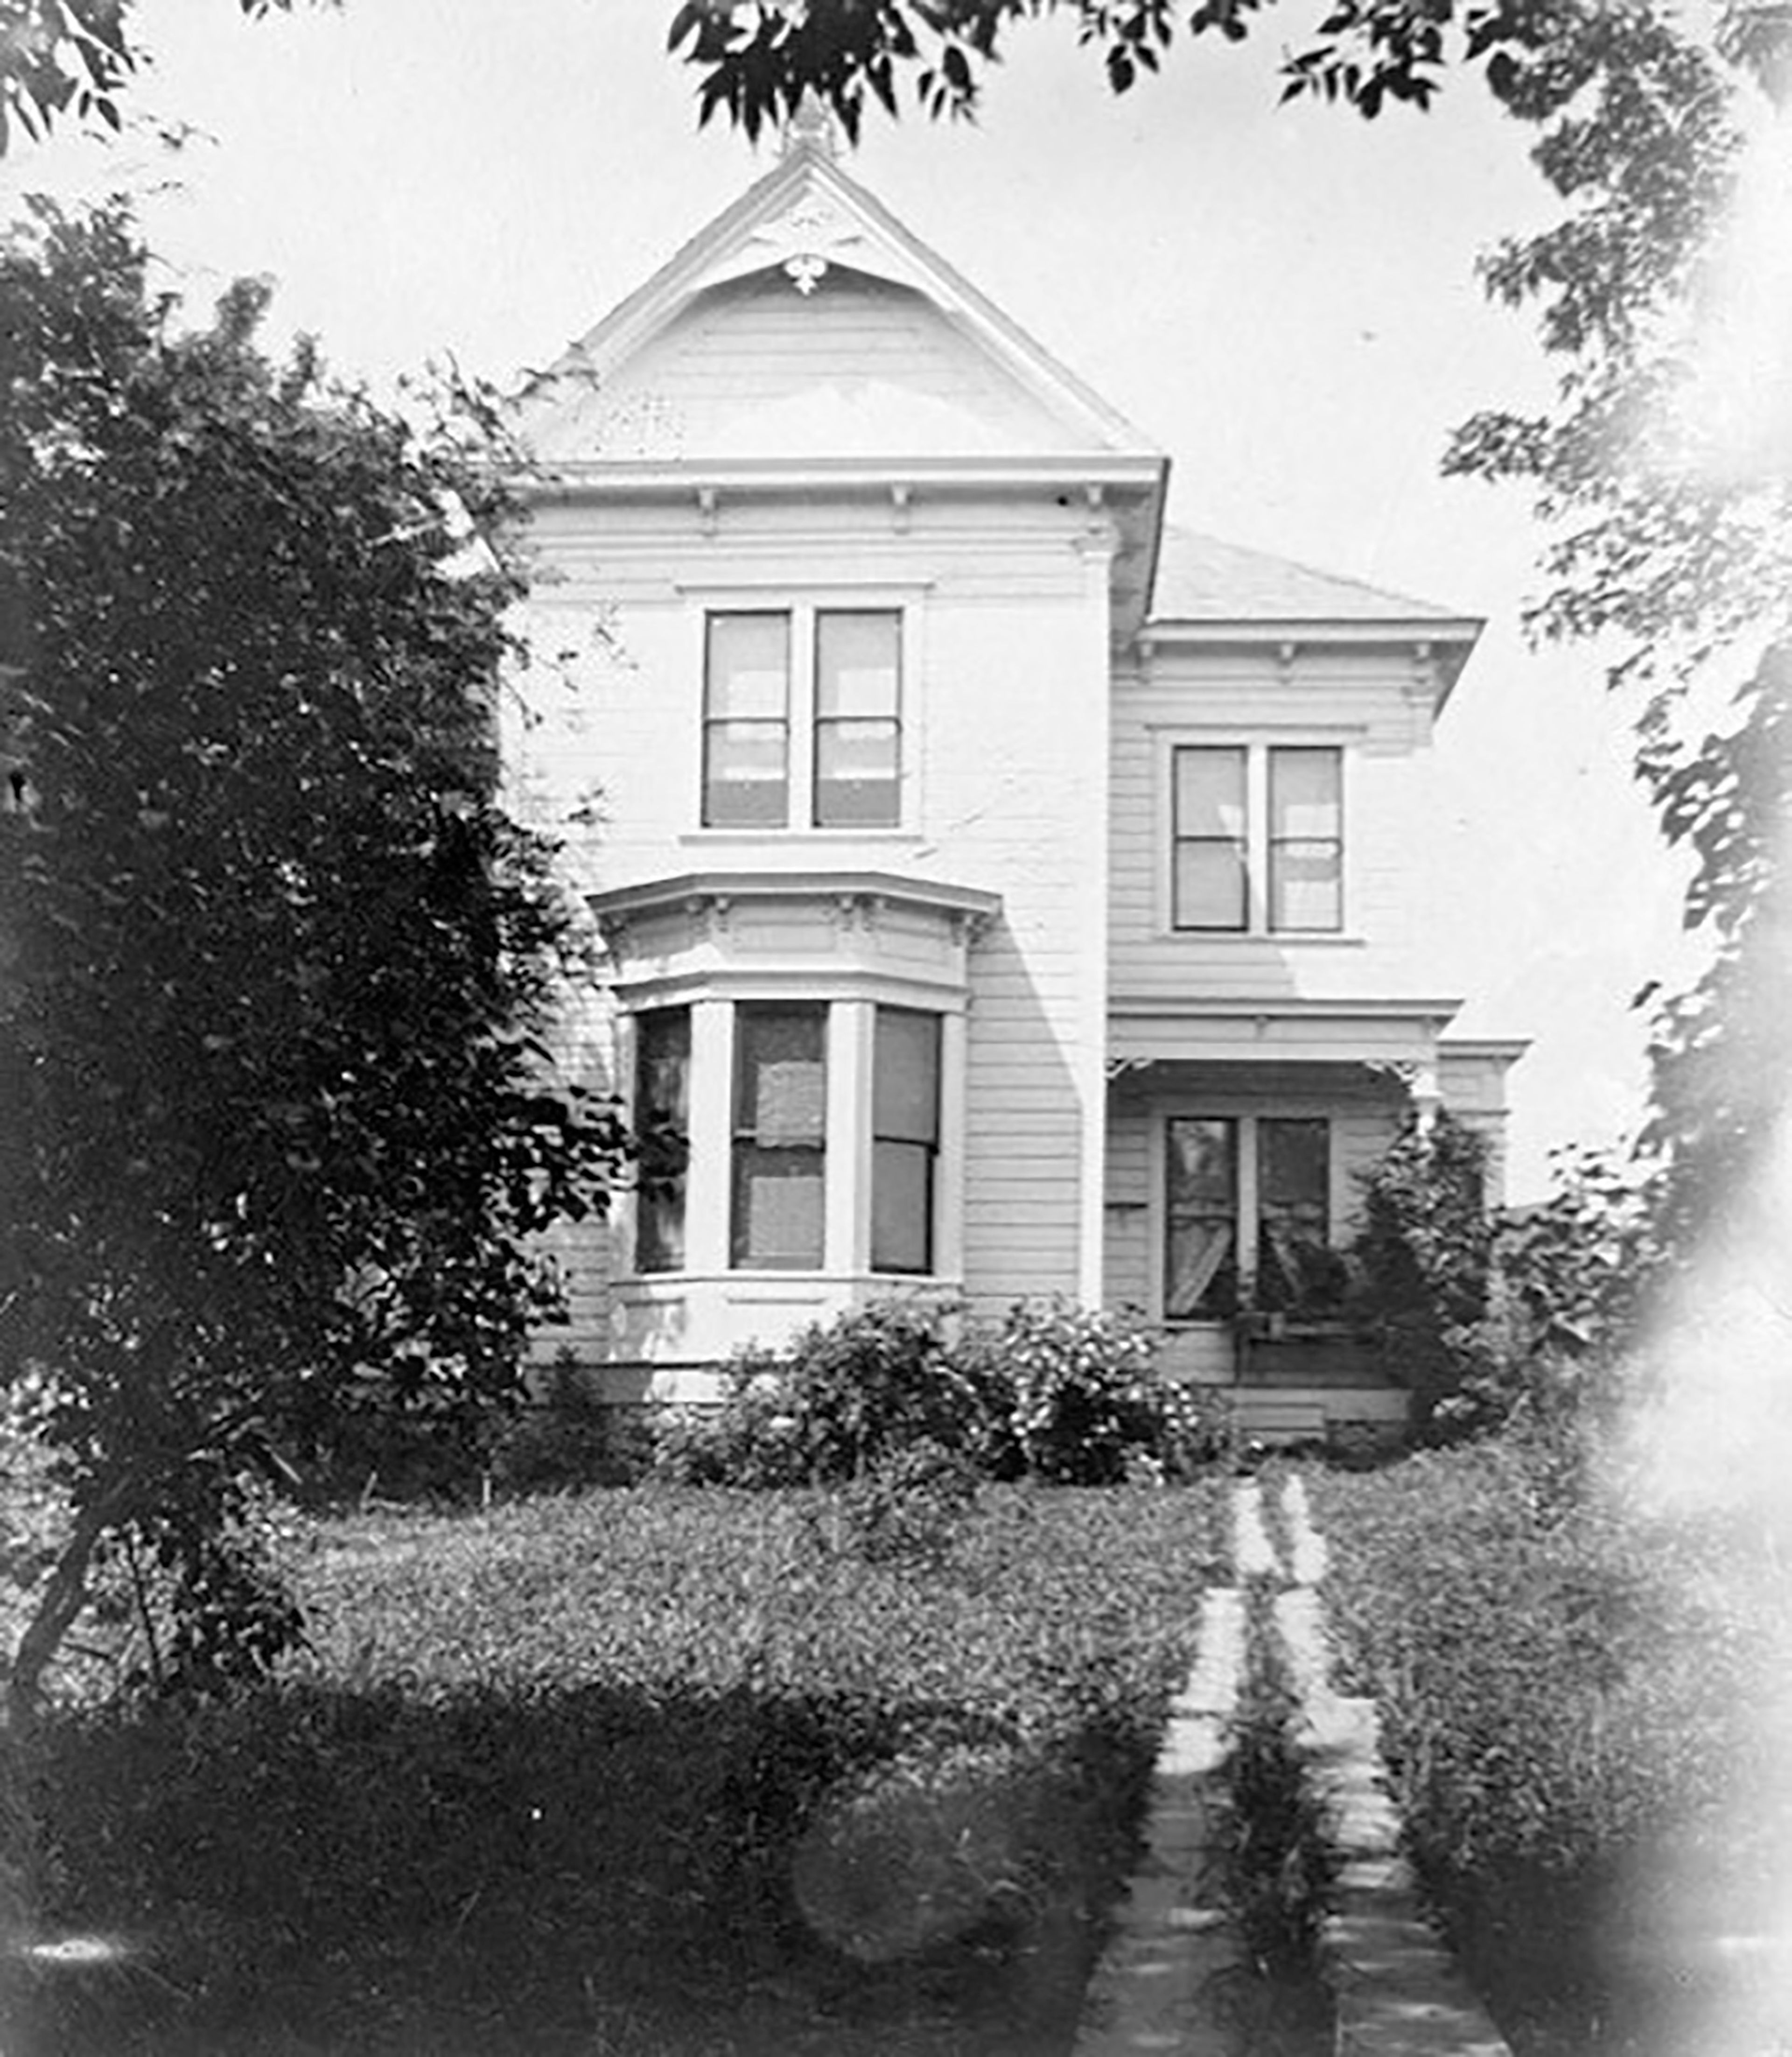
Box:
633, 1008, 690, 1274
1267, 748, 1342, 933
1165, 1116, 1239, 1318
732, 1005, 826, 1269
814, 610, 900, 827
704, 613, 790, 827
872, 1008, 939, 1273
1172, 747, 1248, 931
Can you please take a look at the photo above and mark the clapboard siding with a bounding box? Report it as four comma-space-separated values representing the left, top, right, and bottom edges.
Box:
530, 269, 1076, 462
510, 479, 1109, 1359
1108, 647, 1444, 1008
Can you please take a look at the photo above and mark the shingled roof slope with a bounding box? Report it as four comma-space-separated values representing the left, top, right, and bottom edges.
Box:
1150, 526, 1467, 625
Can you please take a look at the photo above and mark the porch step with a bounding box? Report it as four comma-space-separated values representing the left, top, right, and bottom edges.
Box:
1233, 1396, 1330, 1444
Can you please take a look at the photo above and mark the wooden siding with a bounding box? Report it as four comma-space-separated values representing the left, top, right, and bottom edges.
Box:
1108, 646, 1443, 1009
509, 488, 1112, 1358
531, 268, 1078, 463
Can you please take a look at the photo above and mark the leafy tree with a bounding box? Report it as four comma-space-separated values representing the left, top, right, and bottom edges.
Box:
666, 0, 1715, 135
0, 0, 315, 151
1441, 11, 1790, 1255
0, 199, 631, 1721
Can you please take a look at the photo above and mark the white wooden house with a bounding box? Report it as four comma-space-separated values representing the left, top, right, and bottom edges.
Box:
504, 122, 1523, 1440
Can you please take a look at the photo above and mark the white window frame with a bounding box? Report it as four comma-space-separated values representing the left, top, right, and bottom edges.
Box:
686, 587, 924, 836
1150, 1106, 1347, 1325
1157, 730, 1356, 938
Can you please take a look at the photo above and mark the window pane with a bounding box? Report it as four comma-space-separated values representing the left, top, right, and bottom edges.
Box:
706, 614, 789, 719
736, 1007, 826, 1144
732, 1148, 825, 1268
872, 1139, 932, 1272
874, 1009, 940, 1144
1175, 748, 1246, 837
1269, 843, 1342, 931
1260, 1118, 1327, 1214
815, 718, 898, 826
1166, 1220, 1238, 1319
816, 611, 899, 716
1167, 1118, 1235, 1208
1269, 749, 1340, 839
704, 723, 788, 827
634, 1009, 690, 1275
1174, 842, 1247, 929
636, 1009, 690, 1126
1258, 1120, 1333, 1313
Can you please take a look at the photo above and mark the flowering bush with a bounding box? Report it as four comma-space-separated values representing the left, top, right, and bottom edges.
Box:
651, 1297, 1232, 1489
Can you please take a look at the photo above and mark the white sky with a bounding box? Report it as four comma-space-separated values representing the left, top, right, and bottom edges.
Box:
3, 0, 1706, 1199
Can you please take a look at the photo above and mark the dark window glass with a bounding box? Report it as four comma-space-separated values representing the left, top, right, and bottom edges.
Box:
1257, 1117, 1332, 1311
1165, 1116, 1238, 1317
731, 1005, 826, 1268
872, 1008, 939, 1273
633, 1009, 690, 1273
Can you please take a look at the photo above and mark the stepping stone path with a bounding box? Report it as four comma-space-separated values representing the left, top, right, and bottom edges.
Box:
1074, 1474, 1513, 2057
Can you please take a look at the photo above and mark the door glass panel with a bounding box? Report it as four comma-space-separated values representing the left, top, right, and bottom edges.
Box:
1165, 1117, 1238, 1318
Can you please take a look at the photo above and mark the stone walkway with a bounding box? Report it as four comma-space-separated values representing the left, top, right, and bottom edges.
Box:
1074, 1475, 1513, 2057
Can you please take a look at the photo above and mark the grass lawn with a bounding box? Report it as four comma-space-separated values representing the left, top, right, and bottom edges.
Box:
5, 1480, 1228, 2056
1311, 1437, 1791, 2057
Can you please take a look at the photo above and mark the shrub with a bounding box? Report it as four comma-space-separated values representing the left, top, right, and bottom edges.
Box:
984, 1300, 1229, 1484
831, 1438, 982, 1569
1347, 1110, 1496, 1440
485, 1363, 655, 1495
652, 1298, 1233, 1489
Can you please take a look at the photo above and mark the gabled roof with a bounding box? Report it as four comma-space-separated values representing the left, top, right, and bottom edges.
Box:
512, 135, 1159, 464
1149, 527, 1470, 625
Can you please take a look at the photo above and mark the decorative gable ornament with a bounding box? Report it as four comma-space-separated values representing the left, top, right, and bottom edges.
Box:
748, 191, 864, 295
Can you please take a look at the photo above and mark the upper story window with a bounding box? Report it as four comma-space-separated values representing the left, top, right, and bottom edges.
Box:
702, 607, 902, 830
1171, 744, 1343, 934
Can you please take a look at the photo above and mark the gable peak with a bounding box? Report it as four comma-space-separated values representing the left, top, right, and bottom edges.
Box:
778, 92, 842, 164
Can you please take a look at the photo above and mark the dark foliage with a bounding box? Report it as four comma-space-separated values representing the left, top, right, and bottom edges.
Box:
0, 202, 630, 1717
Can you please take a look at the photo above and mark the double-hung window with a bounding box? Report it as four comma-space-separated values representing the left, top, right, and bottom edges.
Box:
1165, 1115, 1332, 1319
633, 1007, 691, 1273
1170, 744, 1343, 934
704, 614, 791, 828
702, 607, 902, 829
731, 1004, 828, 1269
871, 1007, 940, 1273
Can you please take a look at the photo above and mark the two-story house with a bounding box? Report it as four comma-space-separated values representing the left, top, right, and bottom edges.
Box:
504, 121, 1523, 1441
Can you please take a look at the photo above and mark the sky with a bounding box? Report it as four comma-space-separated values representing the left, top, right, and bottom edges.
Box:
2, 0, 1708, 1199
